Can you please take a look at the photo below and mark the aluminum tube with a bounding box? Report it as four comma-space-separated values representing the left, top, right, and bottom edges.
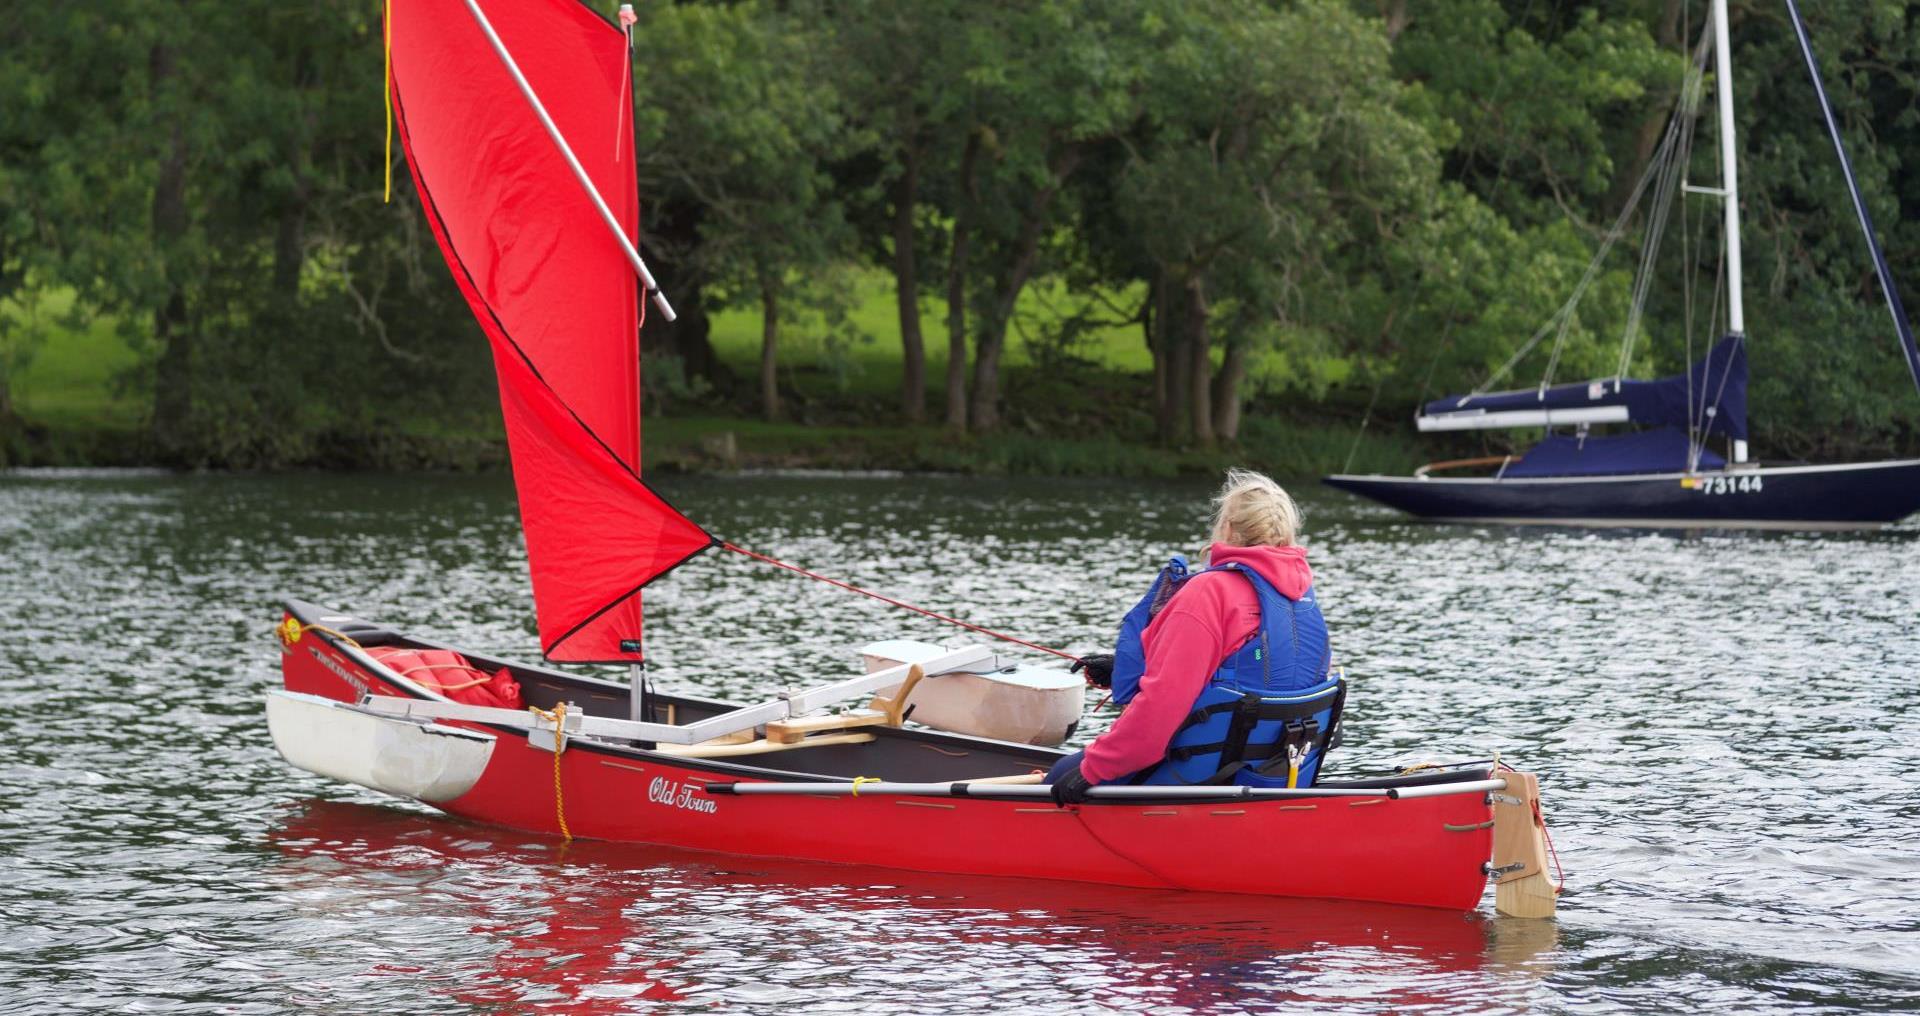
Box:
462, 0, 676, 321
1711, 0, 1744, 335
709, 779, 1508, 801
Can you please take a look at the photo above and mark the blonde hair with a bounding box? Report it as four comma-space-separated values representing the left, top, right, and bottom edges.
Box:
1209, 468, 1301, 548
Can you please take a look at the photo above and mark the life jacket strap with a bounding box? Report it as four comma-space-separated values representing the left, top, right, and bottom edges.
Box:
1163, 686, 1344, 767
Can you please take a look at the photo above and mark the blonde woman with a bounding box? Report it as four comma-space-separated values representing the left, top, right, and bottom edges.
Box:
1051, 469, 1341, 805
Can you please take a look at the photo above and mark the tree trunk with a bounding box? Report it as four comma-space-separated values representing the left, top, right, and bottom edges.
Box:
967, 319, 1004, 431
1656, 0, 1684, 48
969, 146, 1082, 432
149, 43, 192, 459
1147, 270, 1171, 441
1186, 276, 1214, 448
1612, 0, 1687, 208
892, 147, 925, 423
1163, 271, 1192, 443
273, 199, 306, 300
943, 131, 981, 433
1378, 0, 1410, 42
759, 278, 780, 422
274, 48, 314, 303
1212, 340, 1249, 442
640, 198, 729, 388
0, 228, 14, 421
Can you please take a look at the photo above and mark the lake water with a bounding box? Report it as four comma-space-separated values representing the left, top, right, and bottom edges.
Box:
2, 470, 1917, 1013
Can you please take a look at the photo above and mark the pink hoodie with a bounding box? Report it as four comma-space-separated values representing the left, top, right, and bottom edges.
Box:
1079, 542, 1317, 784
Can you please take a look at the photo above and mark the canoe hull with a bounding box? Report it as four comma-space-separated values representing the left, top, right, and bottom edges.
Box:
1324, 458, 1920, 529
275, 602, 1500, 912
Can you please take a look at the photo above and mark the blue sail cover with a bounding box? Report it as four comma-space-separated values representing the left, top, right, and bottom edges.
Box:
1425, 336, 1748, 440
1504, 427, 1726, 478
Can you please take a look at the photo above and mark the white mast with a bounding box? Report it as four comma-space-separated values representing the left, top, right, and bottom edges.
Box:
1711, 0, 1749, 462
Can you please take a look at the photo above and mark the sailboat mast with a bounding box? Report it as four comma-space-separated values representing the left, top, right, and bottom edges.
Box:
1711, 0, 1744, 335
617, 1, 649, 725
1710, 0, 1748, 462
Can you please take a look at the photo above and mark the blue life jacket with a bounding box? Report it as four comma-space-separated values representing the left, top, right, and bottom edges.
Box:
1108, 556, 1343, 787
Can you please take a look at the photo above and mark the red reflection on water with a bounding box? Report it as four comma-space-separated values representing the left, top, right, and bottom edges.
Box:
268, 800, 1546, 1011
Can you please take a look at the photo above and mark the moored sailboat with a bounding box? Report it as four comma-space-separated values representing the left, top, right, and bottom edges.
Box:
1326, 0, 1920, 530
266, 0, 1560, 917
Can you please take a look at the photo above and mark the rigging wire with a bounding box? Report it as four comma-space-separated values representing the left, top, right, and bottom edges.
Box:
1617, 37, 1710, 384
1468, 30, 1713, 403
1467, 132, 1673, 401
718, 542, 1083, 662
1341, 373, 1385, 475
1687, 229, 1730, 472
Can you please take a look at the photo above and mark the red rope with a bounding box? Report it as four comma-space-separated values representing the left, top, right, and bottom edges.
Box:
719, 542, 1080, 661
1536, 797, 1567, 894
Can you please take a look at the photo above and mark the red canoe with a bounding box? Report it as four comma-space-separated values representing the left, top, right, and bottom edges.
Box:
268, 0, 1559, 922
269, 600, 1557, 916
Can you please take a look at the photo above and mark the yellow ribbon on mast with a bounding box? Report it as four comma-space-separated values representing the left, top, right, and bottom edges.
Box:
383, 0, 393, 203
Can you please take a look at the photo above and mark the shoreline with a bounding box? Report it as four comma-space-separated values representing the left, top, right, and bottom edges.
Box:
0, 413, 1430, 478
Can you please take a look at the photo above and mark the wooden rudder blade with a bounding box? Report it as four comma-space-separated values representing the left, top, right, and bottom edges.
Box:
1491, 770, 1558, 919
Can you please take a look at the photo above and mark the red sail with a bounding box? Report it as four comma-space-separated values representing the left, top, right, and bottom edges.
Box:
390, 0, 710, 661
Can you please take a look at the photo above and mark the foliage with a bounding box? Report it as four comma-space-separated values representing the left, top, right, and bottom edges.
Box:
4, 0, 1919, 468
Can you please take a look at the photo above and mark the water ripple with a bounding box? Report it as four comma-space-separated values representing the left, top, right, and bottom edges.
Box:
1, 471, 1917, 1013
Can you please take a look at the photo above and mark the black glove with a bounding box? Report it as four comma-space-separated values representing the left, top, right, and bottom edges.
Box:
1050, 765, 1094, 807
1070, 653, 1115, 689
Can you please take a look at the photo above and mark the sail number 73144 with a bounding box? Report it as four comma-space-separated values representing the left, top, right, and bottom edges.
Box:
1684, 474, 1763, 495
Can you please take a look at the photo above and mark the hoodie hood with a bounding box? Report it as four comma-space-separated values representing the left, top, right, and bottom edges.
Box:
1207, 542, 1313, 600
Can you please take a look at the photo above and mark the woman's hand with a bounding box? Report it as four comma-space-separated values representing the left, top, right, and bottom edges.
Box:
1050, 764, 1094, 807
1069, 653, 1115, 688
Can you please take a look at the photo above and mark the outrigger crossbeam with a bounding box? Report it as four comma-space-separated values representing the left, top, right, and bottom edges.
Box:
357, 645, 996, 746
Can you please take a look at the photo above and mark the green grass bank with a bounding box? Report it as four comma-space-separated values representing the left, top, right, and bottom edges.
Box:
1, 280, 1428, 477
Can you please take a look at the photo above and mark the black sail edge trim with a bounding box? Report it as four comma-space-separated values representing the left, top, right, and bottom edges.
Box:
563, 0, 623, 34
390, 62, 716, 548
539, 538, 718, 663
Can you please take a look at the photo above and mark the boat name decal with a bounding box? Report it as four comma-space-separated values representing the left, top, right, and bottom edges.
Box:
648, 776, 717, 815
307, 645, 370, 697
1682, 474, 1763, 495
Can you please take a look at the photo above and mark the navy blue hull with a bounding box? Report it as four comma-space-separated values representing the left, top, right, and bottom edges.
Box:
1322, 460, 1920, 529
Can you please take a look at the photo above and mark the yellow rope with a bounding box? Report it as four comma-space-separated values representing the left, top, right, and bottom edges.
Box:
528, 703, 573, 841
277, 617, 364, 649
383, 0, 393, 203
850, 776, 881, 797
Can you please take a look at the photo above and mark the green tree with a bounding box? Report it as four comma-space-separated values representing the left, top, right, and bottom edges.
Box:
634, 2, 857, 422
1108, 0, 1443, 445
826, 0, 976, 424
